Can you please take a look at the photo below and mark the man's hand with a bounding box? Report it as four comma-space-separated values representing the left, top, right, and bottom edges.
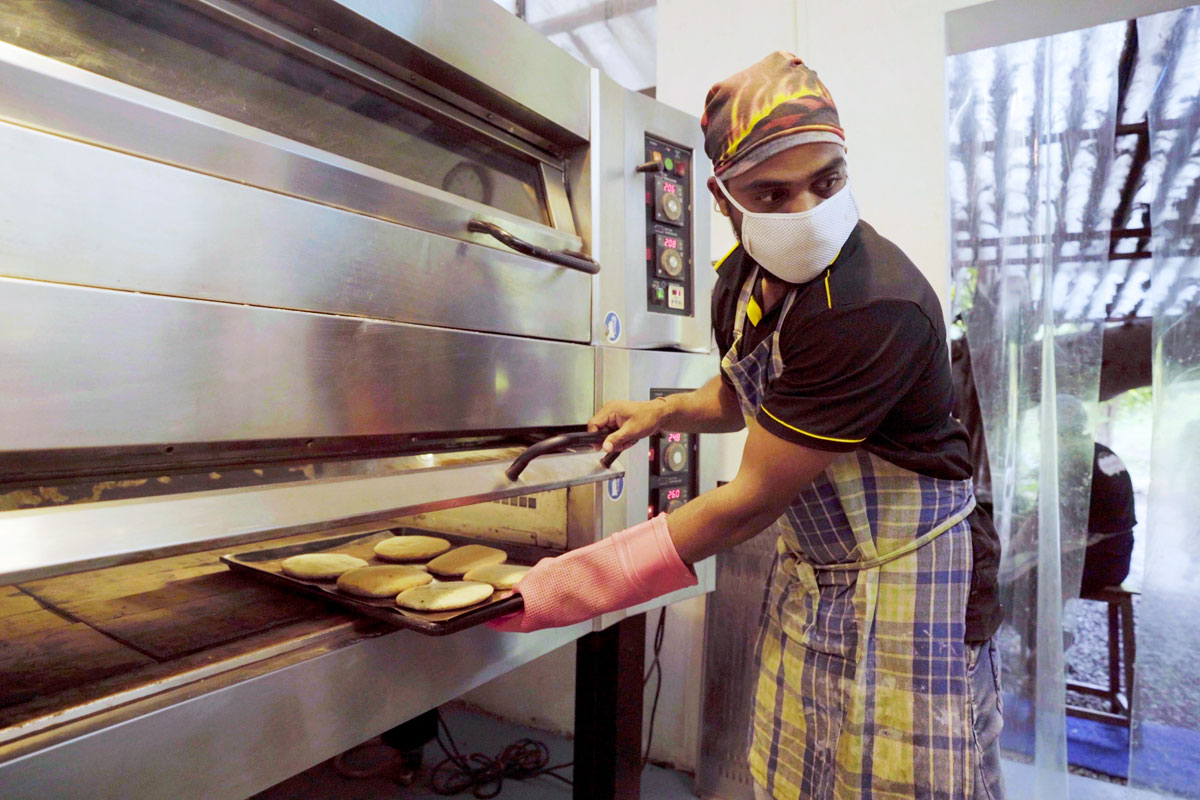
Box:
588, 399, 669, 454
588, 375, 745, 455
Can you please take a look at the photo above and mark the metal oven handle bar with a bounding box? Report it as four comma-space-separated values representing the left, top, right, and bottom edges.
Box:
506, 431, 619, 481
469, 219, 601, 275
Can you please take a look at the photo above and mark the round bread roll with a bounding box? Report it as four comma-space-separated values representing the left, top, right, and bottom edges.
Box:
425, 544, 507, 577
281, 553, 368, 580
373, 534, 452, 562
395, 581, 494, 611
462, 563, 529, 590
336, 565, 433, 598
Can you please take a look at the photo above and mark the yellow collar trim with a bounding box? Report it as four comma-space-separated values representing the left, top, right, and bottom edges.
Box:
714, 242, 739, 272
746, 296, 763, 327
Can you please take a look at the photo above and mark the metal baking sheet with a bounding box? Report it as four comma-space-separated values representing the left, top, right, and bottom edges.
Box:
221, 528, 551, 636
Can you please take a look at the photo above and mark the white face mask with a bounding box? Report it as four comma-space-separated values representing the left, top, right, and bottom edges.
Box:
716, 178, 860, 284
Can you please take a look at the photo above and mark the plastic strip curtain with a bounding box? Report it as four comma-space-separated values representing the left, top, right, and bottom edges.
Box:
1128, 8, 1200, 796
947, 22, 1124, 795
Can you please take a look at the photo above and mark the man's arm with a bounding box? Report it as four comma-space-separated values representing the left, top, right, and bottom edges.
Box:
589, 374, 744, 454
489, 418, 836, 633
666, 418, 836, 563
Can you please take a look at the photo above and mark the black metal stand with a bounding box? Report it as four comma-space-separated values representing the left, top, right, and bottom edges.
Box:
573, 613, 647, 800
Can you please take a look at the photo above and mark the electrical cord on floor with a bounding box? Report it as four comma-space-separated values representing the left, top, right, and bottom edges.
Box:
642, 607, 667, 766
431, 711, 573, 798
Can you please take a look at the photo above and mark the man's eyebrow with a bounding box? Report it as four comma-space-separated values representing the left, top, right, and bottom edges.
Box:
740, 157, 846, 191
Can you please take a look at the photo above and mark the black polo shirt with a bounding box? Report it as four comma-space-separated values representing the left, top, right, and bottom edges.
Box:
713, 221, 971, 479
1089, 443, 1137, 534
713, 221, 1001, 642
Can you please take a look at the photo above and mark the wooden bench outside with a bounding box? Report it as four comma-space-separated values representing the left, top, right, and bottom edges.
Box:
1066, 584, 1137, 728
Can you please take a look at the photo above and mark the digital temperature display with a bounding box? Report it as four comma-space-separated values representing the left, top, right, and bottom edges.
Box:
667, 432, 682, 442
662, 237, 679, 250
666, 488, 682, 500
662, 181, 678, 195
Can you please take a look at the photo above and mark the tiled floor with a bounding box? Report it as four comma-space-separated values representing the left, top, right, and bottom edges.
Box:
253, 705, 700, 800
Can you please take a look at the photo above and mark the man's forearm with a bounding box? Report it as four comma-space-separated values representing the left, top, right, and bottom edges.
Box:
659, 375, 745, 434
663, 419, 839, 564
666, 480, 784, 563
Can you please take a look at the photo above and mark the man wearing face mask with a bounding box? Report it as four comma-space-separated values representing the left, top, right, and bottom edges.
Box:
491, 52, 1003, 800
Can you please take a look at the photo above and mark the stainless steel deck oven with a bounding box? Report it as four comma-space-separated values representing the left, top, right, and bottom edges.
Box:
0, 1, 700, 797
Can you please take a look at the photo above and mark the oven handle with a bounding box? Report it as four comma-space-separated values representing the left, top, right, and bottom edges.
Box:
506, 431, 620, 481
468, 219, 601, 275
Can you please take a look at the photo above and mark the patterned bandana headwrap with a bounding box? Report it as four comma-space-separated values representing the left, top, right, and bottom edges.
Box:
702, 51, 844, 179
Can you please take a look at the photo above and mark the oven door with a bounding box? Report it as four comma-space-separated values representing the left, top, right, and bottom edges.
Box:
0, 0, 595, 343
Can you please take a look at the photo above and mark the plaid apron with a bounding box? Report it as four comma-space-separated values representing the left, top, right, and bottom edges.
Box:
722, 268, 977, 799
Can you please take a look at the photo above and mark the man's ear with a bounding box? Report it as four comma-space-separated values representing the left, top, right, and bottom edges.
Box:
707, 176, 730, 217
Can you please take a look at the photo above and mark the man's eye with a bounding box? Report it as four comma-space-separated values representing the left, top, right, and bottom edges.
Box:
755, 189, 788, 205
816, 175, 844, 195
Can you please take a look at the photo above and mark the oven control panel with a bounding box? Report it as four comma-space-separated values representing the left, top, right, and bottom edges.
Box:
647, 388, 699, 517
644, 136, 693, 316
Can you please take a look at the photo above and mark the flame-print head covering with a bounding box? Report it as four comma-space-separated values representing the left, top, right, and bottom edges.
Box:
702, 52, 844, 179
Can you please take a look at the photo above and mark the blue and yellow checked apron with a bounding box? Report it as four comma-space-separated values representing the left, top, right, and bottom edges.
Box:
722, 268, 978, 799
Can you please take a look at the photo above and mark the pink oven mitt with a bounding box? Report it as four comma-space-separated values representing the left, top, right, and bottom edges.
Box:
487, 514, 696, 633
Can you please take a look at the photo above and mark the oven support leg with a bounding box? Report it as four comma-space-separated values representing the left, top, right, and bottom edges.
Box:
573, 613, 647, 800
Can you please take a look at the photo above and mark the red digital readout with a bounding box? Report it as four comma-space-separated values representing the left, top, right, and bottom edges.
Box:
666, 488, 682, 501
662, 236, 679, 249
662, 181, 678, 195
667, 432, 682, 442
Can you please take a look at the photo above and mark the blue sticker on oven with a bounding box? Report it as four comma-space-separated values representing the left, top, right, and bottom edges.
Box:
603, 311, 621, 343
606, 476, 624, 501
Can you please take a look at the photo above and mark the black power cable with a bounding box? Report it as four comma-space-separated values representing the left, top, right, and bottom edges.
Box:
432, 608, 669, 794
431, 711, 573, 798
642, 608, 668, 766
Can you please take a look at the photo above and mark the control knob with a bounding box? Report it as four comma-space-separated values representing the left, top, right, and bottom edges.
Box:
659, 246, 684, 278
661, 441, 688, 473
660, 191, 684, 223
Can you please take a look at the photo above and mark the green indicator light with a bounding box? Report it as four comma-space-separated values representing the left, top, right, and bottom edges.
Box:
664, 157, 674, 171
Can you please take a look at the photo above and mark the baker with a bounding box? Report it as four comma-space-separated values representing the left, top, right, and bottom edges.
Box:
492, 52, 1004, 800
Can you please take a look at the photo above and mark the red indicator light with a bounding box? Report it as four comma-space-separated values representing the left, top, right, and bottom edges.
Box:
648, 505, 655, 519
646, 247, 652, 260
676, 162, 687, 176
667, 432, 682, 442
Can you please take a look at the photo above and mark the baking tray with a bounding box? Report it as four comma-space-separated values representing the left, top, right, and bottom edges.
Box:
221, 528, 553, 636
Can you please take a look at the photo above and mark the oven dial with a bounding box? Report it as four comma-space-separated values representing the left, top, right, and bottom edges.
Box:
666, 498, 685, 513
660, 191, 683, 223
654, 176, 685, 225
659, 246, 684, 278
662, 441, 688, 472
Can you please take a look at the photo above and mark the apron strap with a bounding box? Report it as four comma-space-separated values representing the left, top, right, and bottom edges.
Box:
727, 266, 802, 364
813, 497, 976, 573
